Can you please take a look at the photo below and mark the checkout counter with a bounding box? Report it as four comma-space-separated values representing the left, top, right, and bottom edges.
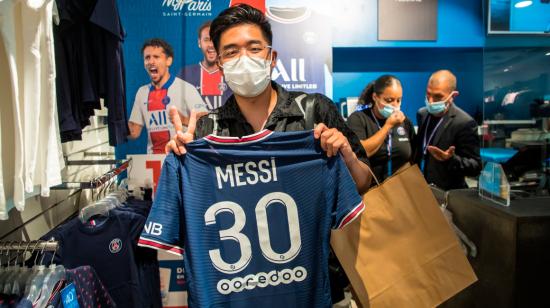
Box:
438, 141, 550, 307
440, 189, 550, 308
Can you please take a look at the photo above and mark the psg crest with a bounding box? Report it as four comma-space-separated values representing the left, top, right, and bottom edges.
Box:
218, 82, 227, 93
109, 238, 122, 254
162, 96, 171, 106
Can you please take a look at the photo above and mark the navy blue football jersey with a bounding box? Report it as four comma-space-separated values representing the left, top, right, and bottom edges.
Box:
138, 130, 364, 307
267, 6, 332, 96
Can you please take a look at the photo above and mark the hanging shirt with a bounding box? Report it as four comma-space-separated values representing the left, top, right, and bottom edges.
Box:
347, 108, 415, 181
177, 63, 232, 110
54, 0, 129, 146
115, 198, 162, 308
51, 211, 145, 308
139, 130, 364, 307
129, 76, 208, 154
0, 0, 63, 218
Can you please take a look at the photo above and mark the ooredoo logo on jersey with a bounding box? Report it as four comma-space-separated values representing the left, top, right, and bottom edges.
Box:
161, 0, 212, 17
216, 266, 308, 295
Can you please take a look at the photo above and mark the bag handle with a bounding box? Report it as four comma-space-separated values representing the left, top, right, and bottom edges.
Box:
367, 163, 415, 189
367, 165, 380, 187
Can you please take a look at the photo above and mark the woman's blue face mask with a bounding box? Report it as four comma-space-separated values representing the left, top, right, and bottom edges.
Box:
378, 104, 398, 119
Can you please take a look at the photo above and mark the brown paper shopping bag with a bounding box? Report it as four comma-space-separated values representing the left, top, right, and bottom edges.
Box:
331, 165, 477, 308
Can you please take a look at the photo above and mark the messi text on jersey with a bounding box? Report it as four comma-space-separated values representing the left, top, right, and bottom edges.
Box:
215, 157, 278, 189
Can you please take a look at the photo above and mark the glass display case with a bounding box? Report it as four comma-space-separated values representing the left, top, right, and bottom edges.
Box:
482, 46, 550, 195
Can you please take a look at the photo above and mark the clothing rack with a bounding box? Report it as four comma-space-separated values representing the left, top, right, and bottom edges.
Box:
0, 240, 59, 252
51, 158, 131, 190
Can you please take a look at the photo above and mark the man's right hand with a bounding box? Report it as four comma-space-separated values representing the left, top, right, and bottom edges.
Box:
165, 106, 197, 155
385, 110, 405, 128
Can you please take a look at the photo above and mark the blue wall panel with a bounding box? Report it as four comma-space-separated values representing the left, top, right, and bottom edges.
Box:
332, 0, 484, 48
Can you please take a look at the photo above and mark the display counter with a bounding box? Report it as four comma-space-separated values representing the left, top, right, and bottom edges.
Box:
440, 189, 550, 308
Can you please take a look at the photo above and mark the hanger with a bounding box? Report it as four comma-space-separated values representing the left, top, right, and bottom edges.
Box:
24, 241, 49, 304
35, 241, 65, 308
12, 241, 33, 296
79, 171, 123, 223
0, 242, 6, 273
0, 241, 15, 290
79, 199, 113, 223
22, 241, 44, 297
2, 241, 24, 294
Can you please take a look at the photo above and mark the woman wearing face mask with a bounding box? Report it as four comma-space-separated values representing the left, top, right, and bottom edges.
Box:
347, 75, 416, 181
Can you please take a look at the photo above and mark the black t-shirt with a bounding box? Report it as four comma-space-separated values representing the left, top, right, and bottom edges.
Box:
347, 108, 416, 181
194, 81, 370, 166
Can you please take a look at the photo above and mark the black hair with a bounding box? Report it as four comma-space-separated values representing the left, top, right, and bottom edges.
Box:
358, 75, 401, 106
141, 38, 174, 59
210, 4, 272, 52
198, 20, 212, 39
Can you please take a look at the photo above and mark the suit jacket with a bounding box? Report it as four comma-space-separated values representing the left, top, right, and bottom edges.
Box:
414, 104, 481, 190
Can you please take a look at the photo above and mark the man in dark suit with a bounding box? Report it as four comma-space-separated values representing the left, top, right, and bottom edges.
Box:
415, 70, 481, 190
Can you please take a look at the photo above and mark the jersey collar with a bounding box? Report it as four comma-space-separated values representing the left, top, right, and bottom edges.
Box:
149, 74, 176, 92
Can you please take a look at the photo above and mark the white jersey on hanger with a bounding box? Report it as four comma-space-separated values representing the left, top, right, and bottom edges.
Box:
0, 0, 63, 219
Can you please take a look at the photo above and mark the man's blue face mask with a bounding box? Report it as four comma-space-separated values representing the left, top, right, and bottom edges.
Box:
425, 91, 456, 115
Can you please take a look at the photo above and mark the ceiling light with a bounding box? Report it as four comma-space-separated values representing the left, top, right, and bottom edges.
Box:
504, 68, 510, 72
514, 1, 533, 8
546, 52, 550, 56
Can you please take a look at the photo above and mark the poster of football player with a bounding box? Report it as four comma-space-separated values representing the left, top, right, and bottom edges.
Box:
121, 0, 331, 156
177, 20, 232, 111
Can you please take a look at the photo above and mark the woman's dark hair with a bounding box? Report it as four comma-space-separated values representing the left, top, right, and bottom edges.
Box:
358, 75, 401, 106
141, 38, 174, 59
210, 4, 273, 52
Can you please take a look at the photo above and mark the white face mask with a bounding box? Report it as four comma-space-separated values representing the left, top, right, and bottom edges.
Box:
221, 54, 272, 98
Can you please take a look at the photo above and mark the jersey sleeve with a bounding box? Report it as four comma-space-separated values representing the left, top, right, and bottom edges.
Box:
328, 155, 365, 229
125, 211, 147, 245
129, 87, 145, 125
138, 154, 184, 256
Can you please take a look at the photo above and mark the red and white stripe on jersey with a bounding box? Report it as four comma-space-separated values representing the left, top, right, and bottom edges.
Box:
337, 201, 365, 229
138, 237, 184, 256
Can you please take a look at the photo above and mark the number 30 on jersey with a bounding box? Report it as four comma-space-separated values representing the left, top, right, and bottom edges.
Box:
204, 192, 301, 274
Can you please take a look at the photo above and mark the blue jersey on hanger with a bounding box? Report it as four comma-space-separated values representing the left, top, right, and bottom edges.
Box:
138, 130, 364, 307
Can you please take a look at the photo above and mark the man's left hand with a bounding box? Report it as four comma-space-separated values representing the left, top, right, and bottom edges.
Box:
313, 123, 356, 163
427, 145, 455, 161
